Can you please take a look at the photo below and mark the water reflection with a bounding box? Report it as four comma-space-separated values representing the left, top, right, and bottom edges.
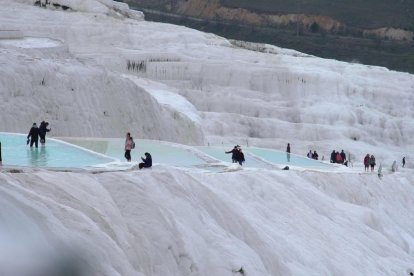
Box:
27, 146, 48, 167
64, 140, 109, 155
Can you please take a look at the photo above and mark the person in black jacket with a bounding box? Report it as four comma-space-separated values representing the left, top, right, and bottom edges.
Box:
139, 152, 152, 169
312, 150, 319, 160
330, 150, 336, 163
286, 143, 291, 162
237, 148, 245, 166
340, 150, 346, 164
39, 121, 51, 145
27, 123, 40, 148
225, 146, 239, 163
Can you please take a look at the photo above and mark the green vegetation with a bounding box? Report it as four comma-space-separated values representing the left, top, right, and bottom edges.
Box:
123, 0, 170, 11
142, 10, 414, 73
123, 1, 414, 73
221, 0, 414, 29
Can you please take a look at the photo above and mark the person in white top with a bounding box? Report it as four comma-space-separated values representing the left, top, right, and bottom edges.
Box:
124, 132, 133, 162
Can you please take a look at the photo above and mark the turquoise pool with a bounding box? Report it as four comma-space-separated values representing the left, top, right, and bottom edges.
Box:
62, 138, 208, 168
197, 146, 273, 169
60, 138, 331, 170
245, 147, 330, 168
0, 133, 115, 168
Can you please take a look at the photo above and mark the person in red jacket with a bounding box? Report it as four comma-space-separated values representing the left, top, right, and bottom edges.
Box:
336, 152, 342, 164
363, 154, 370, 172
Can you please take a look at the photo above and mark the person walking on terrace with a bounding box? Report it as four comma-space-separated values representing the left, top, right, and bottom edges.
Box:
340, 150, 346, 164
363, 154, 370, 172
369, 154, 376, 172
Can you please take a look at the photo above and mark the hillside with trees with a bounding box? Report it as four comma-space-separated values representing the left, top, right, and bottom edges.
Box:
121, 0, 414, 73
221, 0, 414, 29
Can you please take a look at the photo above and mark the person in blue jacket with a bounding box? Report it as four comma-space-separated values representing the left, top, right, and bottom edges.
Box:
139, 152, 152, 169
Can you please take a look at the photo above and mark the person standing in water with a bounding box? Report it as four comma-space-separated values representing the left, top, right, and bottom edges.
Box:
124, 132, 133, 162
286, 143, 291, 162
225, 146, 239, 163
237, 147, 245, 166
39, 121, 51, 145
27, 123, 40, 148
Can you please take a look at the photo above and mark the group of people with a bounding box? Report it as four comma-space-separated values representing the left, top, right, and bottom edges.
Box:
124, 132, 152, 169
26, 128, 152, 169
363, 154, 376, 172
307, 150, 319, 160
330, 150, 347, 166
225, 145, 245, 166
228, 142, 409, 173
27, 121, 51, 148
26, 126, 407, 172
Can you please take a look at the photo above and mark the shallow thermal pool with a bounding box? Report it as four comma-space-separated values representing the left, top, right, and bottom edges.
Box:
197, 146, 330, 168
245, 147, 331, 168
196, 146, 273, 169
61, 138, 210, 168
0, 133, 115, 168
60, 138, 331, 170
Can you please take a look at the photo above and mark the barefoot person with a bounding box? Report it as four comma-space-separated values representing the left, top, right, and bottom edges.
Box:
27, 123, 40, 148
124, 132, 133, 162
39, 121, 51, 145
286, 143, 291, 162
